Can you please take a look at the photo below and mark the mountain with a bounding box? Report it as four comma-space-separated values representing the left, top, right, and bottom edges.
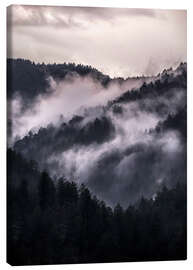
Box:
12, 62, 187, 207
7, 58, 147, 102
7, 60, 187, 265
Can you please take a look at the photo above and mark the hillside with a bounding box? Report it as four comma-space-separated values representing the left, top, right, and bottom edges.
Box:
11, 62, 187, 207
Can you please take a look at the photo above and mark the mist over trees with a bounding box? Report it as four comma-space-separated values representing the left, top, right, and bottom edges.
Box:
7, 59, 187, 265
7, 58, 114, 102
11, 61, 187, 206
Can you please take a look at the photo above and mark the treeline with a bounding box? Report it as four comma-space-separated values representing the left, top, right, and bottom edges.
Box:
7, 159, 186, 265
14, 116, 115, 162
111, 63, 187, 105
7, 58, 187, 108
7, 58, 112, 101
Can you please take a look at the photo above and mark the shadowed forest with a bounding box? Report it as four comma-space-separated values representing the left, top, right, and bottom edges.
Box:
7, 149, 186, 265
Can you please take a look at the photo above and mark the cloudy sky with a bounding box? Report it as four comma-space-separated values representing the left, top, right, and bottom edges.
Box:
7, 5, 187, 77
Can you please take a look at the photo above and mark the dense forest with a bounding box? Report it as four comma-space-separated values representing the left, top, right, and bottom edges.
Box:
7, 148, 186, 265
7, 59, 187, 265
7, 58, 151, 112
7, 58, 117, 101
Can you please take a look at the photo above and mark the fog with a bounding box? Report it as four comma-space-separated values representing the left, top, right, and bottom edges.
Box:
9, 73, 147, 142
9, 61, 187, 207
42, 100, 185, 207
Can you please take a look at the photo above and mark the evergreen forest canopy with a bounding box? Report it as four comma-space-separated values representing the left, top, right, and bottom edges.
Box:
7, 58, 187, 265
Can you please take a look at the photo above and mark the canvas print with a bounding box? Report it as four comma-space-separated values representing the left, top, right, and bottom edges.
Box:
7, 5, 187, 265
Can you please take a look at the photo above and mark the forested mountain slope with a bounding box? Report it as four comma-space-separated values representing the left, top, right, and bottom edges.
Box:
12, 62, 187, 206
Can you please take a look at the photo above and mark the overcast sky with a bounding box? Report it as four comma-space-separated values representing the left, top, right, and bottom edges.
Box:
7, 5, 187, 78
